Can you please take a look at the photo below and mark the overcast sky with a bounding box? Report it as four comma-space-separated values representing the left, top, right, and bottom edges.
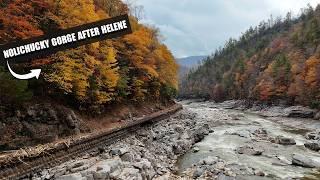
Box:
135, 0, 320, 58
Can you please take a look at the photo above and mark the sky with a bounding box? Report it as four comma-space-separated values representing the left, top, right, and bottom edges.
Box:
135, 0, 320, 58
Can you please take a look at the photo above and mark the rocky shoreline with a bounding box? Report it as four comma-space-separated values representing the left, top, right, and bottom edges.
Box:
217, 99, 320, 119
31, 100, 320, 180
32, 107, 213, 180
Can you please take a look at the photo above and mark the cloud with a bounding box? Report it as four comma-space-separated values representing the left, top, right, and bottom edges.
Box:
136, 0, 320, 58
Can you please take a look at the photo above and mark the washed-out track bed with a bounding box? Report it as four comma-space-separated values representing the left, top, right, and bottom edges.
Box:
0, 104, 183, 180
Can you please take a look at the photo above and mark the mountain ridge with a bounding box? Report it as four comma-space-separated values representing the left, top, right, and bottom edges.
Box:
177, 55, 206, 68
180, 5, 320, 108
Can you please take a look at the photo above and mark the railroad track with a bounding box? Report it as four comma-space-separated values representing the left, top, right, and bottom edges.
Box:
0, 104, 183, 180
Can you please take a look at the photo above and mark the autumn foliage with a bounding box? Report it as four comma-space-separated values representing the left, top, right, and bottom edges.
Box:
181, 5, 320, 108
0, 0, 178, 110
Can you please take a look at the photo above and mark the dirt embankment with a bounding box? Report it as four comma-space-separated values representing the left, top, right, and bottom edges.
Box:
0, 100, 174, 151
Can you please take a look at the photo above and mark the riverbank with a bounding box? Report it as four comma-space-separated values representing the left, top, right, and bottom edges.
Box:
32, 100, 320, 179
217, 99, 320, 119
31, 103, 212, 180
0, 100, 173, 151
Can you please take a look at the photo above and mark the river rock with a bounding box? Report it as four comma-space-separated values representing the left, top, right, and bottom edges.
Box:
260, 106, 286, 117
230, 130, 251, 138
193, 124, 210, 143
225, 164, 255, 176
219, 100, 239, 109
253, 128, 267, 135
92, 169, 108, 180
254, 170, 265, 176
314, 112, 320, 120
173, 124, 185, 134
120, 152, 135, 162
192, 167, 205, 178
202, 156, 219, 165
229, 113, 245, 120
66, 159, 97, 173
284, 106, 316, 118
292, 154, 320, 168
236, 145, 263, 155
274, 136, 296, 145
217, 173, 235, 180
98, 159, 122, 173
172, 139, 193, 154
193, 147, 200, 153
305, 131, 320, 140
110, 147, 129, 156
115, 168, 142, 180
276, 156, 292, 165
133, 159, 155, 179
56, 173, 84, 180
304, 141, 320, 151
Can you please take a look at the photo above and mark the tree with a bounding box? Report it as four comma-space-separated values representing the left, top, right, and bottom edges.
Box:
305, 56, 320, 104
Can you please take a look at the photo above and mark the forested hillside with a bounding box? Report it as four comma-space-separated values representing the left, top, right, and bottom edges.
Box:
0, 0, 178, 112
0, 0, 178, 149
180, 5, 320, 108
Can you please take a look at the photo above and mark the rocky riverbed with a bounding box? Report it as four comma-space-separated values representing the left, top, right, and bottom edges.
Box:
30, 102, 213, 180
178, 100, 320, 179
30, 100, 320, 180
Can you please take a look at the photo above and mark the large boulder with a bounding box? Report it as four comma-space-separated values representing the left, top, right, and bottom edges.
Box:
284, 106, 316, 118
172, 139, 193, 155
66, 159, 96, 173
230, 130, 251, 138
201, 156, 219, 165
274, 136, 296, 145
276, 156, 292, 165
114, 168, 142, 180
304, 141, 320, 151
305, 131, 320, 140
133, 159, 156, 179
110, 147, 129, 156
236, 145, 263, 156
193, 167, 205, 178
193, 123, 210, 143
292, 154, 320, 168
314, 111, 320, 120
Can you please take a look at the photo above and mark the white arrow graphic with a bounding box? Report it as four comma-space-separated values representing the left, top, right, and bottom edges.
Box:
6, 61, 41, 80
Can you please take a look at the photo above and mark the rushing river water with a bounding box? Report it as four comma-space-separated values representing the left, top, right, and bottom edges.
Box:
177, 100, 320, 179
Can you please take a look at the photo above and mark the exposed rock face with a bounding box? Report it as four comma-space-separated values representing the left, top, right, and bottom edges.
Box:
0, 103, 87, 150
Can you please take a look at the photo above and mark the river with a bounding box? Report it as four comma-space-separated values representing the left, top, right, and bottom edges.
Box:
31, 100, 320, 180
177, 100, 320, 179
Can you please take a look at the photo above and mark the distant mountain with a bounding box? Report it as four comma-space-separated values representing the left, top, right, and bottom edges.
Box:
177, 56, 206, 68
177, 56, 207, 87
